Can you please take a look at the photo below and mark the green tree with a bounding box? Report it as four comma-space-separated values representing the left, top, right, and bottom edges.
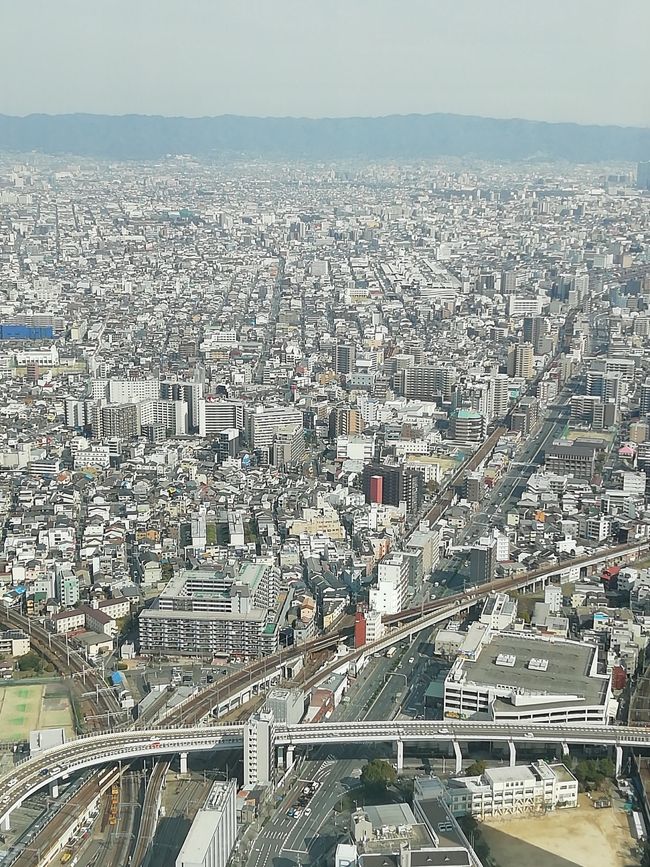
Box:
361, 759, 397, 793
465, 760, 487, 777
18, 651, 42, 673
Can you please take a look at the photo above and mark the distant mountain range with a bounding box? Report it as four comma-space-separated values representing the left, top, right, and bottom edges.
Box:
0, 112, 648, 162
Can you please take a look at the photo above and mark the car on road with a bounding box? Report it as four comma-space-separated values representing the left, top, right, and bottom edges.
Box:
304, 807, 312, 816
437, 727, 451, 735
524, 732, 534, 739
408, 657, 415, 664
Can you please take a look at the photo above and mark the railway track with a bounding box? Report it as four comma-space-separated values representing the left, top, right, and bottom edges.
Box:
0, 609, 124, 733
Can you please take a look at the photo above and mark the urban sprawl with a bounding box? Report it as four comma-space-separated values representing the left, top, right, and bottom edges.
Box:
0, 156, 649, 867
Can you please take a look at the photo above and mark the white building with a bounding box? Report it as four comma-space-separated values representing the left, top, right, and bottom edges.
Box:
175, 779, 237, 867
544, 584, 563, 614
369, 553, 410, 615
444, 631, 612, 724
479, 593, 516, 631
244, 711, 274, 789
445, 761, 578, 819
246, 405, 304, 451
364, 608, 385, 643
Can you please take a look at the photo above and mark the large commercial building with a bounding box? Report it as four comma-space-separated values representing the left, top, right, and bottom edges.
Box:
443, 631, 612, 724
175, 779, 237, 867
138, 563, 285, 658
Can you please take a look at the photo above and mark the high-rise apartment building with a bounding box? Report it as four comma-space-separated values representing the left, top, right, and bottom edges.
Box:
93, 403, 140, 439
198, 398, 244, 439
246, 405, 304, 451
335, 342, 356, 375
470, 540, 496, 583
402, 365, 456, 400
244, 712, 274, 789
507, 343, 534, 380
490, 374, 510, 419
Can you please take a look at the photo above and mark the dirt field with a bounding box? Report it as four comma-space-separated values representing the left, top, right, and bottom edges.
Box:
0, 683, 74, 741
480, 796, 640, 867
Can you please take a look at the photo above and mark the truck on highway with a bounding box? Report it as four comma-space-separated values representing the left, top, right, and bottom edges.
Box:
385, 646, 397, 659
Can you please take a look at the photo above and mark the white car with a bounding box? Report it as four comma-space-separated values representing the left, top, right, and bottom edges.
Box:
524, 732, 534, 739
438, 727, 451, 735
304, 807, 312, 817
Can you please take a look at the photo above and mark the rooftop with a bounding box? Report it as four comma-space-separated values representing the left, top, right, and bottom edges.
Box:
452, 632, 607, 708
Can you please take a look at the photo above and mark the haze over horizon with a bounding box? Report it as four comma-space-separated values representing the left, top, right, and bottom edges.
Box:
3, 0, 649, 129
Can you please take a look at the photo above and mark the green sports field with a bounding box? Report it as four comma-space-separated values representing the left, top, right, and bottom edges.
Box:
0, 683, 74, 742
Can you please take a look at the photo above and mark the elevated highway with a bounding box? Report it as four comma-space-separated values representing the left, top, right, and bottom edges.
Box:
3, 719, 650, 827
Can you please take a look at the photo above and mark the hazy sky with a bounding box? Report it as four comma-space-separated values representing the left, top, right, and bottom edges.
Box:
3, 0, 649, 126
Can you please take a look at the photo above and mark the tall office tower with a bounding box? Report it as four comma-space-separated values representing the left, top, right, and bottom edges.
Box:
490, 374, 510, 419
640, 381, 650, 416
507, 343, 534, 380
246, 405, 304, 451
93, 403, 140, 439
198, 397, 244, 438
501, 270, 517, 294
637, 161, 650, 190
470, 540, 496, 584
161, 380, 203, 431
335, 342, 356, 375
522, 315, 548, 354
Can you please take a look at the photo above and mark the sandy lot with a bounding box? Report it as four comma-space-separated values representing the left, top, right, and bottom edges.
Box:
0, 683, 75, 741
480, 796, 640, 867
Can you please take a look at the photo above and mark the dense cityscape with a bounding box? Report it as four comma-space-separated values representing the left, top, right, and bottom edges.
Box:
0, 149, 646, 867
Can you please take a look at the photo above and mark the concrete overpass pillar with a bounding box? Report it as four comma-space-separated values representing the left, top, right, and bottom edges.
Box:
0, 813, 10, 832
615, 746, 623, 778
453, 741, 463, 775
561, 742, 570, 759
179, 752, 188, 775
395, 740, 404, 773
508, 741, 516, 767
49, 780, 59, 799
286, 745, 295, 772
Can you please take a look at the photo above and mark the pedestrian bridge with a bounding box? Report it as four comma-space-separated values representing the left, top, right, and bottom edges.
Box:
1, 719, 649, 827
